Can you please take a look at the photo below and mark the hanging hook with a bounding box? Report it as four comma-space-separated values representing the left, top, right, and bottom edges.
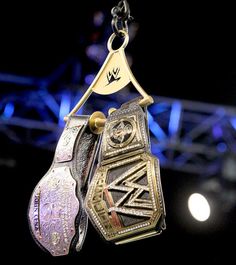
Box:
111, 0, 133, 38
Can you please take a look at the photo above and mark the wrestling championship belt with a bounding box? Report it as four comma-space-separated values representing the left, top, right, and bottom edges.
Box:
85, 100, 166, 244
28, 115, 101, 256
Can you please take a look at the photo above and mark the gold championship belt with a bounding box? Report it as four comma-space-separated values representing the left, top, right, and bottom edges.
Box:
28, 114, 103, 256
28, 0, 166, 253
85, 100, 166, 244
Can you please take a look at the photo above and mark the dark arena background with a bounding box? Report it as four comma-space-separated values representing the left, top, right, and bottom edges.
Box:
1, 1, 236, 264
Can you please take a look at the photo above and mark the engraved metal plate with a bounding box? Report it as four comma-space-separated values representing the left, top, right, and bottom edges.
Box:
102, 114, 145, 159
108, 118, 136, 148
55, 126, 82, 163
86, 153, 164, 243
28, 166, 79, 256
90, 50, 130, 95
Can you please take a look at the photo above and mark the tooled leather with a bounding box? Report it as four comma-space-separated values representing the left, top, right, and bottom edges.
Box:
73, 130, 98, 188
70, 126, 100, 251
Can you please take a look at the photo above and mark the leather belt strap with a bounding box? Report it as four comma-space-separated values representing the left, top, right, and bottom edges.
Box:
28, 115, 99, 256
86, 99, 166, 244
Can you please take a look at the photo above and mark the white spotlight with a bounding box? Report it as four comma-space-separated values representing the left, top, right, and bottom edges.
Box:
188, 193, 211, 222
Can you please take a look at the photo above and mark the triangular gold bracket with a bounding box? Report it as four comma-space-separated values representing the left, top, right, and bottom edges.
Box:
65, 30, 153, 119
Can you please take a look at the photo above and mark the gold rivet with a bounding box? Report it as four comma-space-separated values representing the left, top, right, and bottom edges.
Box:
89, 111, 106, 134
108, 108, 117, 115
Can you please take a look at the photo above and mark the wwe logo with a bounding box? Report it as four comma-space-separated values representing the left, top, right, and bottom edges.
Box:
106, 68, 121, 85
106, 161, 153, 218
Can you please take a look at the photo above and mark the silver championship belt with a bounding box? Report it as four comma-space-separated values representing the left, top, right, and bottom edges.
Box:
28, 115, 101, 256
85, 99, 166, 244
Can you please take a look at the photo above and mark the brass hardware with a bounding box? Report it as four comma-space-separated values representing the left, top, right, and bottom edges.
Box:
108, 107, 117, 115
115, 230, 159, 245
139, 95, 154, 107
65, 30, 153, 120
107, 30, 129, 51
89, 111, 106, 134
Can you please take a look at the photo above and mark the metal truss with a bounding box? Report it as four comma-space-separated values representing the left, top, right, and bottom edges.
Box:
1, 72, 236, 176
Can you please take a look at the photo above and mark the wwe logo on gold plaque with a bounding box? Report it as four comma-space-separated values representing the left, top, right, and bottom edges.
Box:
86, 153, 163, 242
106, 68, 121, 85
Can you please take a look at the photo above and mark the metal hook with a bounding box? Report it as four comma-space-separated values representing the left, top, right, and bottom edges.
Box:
111, 0, 133, 38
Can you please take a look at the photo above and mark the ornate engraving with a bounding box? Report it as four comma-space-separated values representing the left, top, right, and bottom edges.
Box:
108, 119, 136, 148
55, 126, 81, 163
103, 115, 143, 159
28, 166, 79, 256
86, 154, 163, 242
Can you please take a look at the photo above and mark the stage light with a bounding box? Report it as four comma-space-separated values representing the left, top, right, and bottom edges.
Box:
58, 93, 71, 126
93, 11, 105, 27
188, 193, 211, 222
3, 102, 14, 119
217, 142, 227, 153
230, 117, 236, 130
85, 74, 95, 85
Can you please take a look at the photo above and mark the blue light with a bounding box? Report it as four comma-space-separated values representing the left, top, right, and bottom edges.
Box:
39, 91, 60, 117
93, 11, 105, 27
72, 91, 84, 115
0, 73, 36, 85
3, 102, 14, 118
230, 117, 236, 130
149, 103, 168, 115
86, 44, 106, 65
151, 143, 167, 163
217, 142, 227, 153
212, 125, 223, 139
85, 74, 95, 86
147, 111, 167, 141
59, 93, 71, 126
168, 101, 182, 137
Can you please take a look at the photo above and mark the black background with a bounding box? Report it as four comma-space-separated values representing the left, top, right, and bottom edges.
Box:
1, 1, 236, 264
1, 1, 236, 104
